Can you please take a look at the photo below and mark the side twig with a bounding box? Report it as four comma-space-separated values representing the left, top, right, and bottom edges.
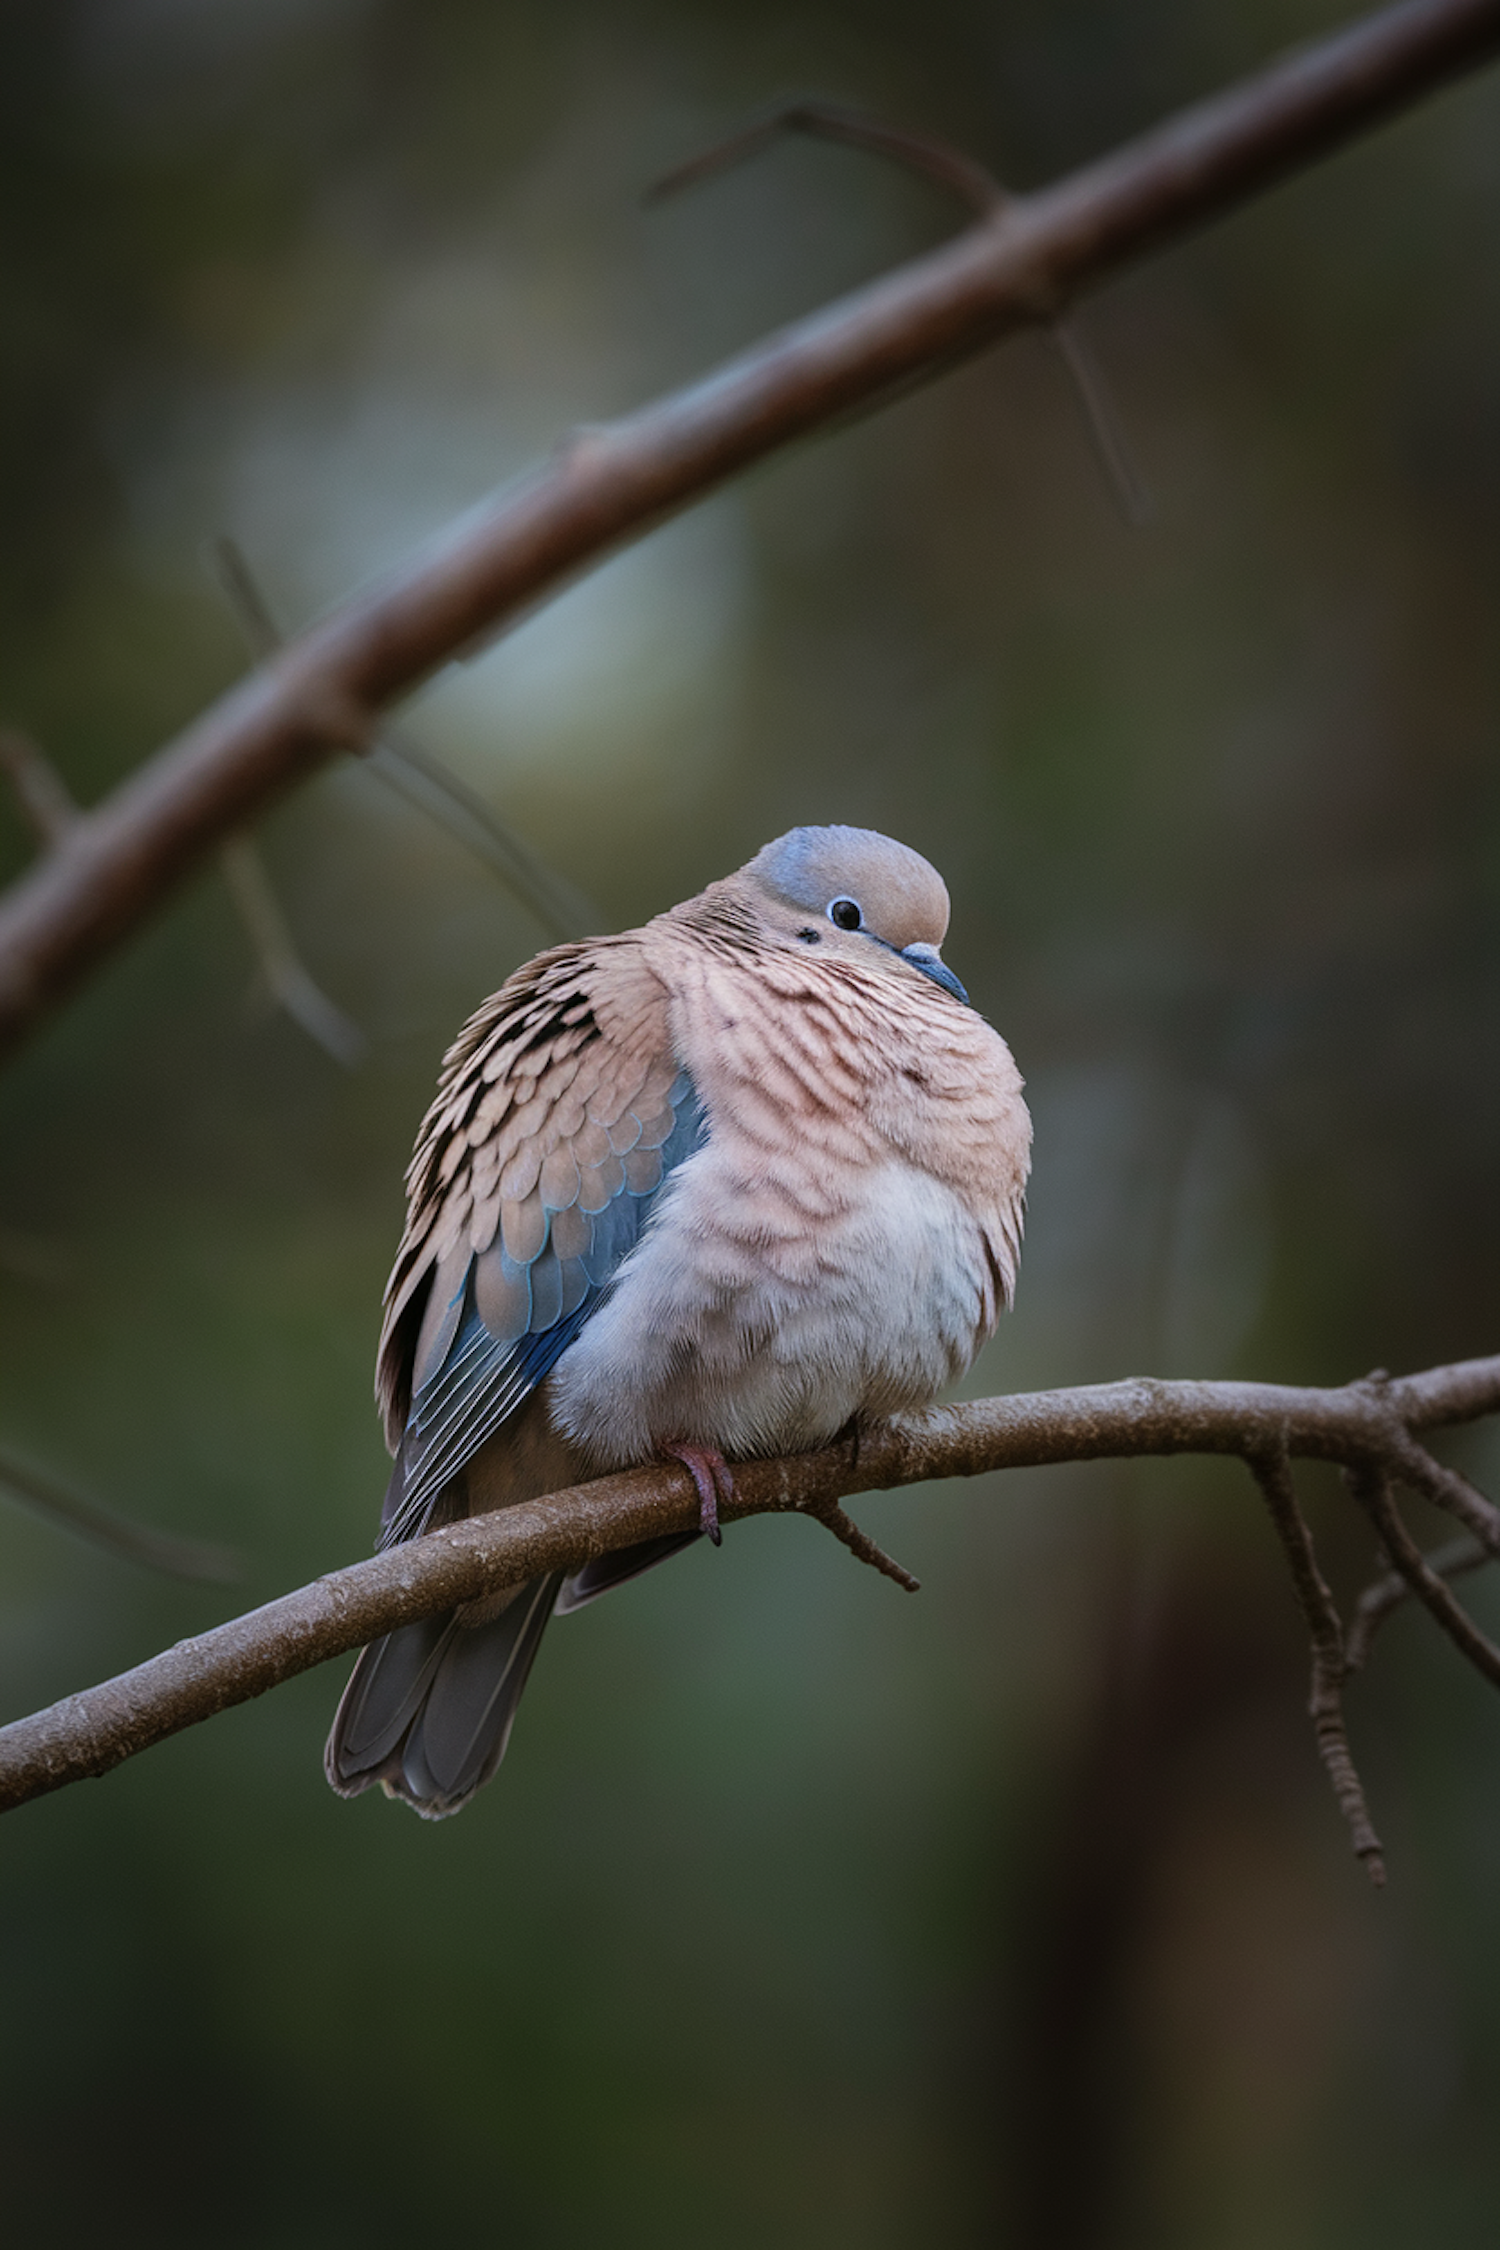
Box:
652, 97, 1152, 523
1347, 1533, 1489, 1670
219, 837, 367, 1067
1247, 1439, 1384, 1882
0, 729, 80, 849
1345, 1465, 1500, 1689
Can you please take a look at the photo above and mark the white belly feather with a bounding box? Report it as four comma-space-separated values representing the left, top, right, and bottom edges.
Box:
547, 1143, 993, 1466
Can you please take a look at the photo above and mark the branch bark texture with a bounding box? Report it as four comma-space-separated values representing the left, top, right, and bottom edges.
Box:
3, 1356, 1496, 1819
0, 0, 1496, 1054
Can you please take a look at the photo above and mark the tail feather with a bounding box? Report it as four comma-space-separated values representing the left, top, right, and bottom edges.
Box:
555, 1528, 703, 1614
324, 1572, 563, 1819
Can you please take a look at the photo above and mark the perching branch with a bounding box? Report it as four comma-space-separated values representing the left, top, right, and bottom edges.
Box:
3, 1356, 1497, 1870
0, 0, 1495, 1055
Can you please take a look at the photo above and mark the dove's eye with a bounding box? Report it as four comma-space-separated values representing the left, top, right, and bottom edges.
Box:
828, 898, 863, 931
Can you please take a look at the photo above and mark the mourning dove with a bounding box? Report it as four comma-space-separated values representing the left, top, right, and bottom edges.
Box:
326, 825, 1031, 1816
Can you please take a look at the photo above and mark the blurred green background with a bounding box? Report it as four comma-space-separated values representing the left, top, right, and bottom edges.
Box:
2, 2, 1498, 2243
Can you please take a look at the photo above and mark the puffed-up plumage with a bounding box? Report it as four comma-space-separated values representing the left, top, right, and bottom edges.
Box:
326, 825, 1031, 1816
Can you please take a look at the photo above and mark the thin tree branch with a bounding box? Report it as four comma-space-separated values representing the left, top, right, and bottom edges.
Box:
1246, 1440, 1384, 1883
2, 1354, 1496, 1818
0, 0, 1494, 1055
646, 97, 1008, 217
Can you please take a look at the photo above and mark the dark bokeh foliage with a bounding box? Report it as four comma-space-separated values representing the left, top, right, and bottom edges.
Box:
1, 1, 1498, 2242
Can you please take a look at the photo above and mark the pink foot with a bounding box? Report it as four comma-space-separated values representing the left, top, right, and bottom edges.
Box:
660, 1441, 735, 1546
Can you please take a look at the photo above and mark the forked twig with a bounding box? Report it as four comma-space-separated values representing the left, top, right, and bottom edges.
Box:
1248, 1441, 1384, 1881
1347, 1465, 1500, 1690
1347, 1533, 1490, 1670
649, 99, 1154, 525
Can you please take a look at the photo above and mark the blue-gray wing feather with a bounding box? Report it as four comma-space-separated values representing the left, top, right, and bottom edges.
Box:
381, 1074, 703, 1549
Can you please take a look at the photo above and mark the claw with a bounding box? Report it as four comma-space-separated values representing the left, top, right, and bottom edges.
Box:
660, 1441, 734, 1545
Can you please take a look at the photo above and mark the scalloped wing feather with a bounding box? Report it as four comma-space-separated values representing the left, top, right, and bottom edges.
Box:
373, 937, 702, 1547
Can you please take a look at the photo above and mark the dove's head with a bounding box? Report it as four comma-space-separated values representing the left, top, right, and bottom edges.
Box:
737, 824, 969, 1004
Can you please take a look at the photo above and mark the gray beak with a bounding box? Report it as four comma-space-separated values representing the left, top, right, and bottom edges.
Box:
901, 943, 969, 1006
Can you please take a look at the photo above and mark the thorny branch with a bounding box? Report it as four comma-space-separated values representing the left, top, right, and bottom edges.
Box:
1, 1356, 1497, 1877
0, 0, 1496, 1054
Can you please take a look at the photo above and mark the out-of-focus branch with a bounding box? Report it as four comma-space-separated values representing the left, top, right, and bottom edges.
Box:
650, 98, 1153, 524
0, 0, 1494, 1055
210, 539, 592, 942
0, 730, 80, 849
0, 1445, 238, 1585
2, 1355, 1496, 1860
219, 836, 367, 1067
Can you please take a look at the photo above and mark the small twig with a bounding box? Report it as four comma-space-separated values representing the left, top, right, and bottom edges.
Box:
364, 735, 595, 942
1050, 318, 1156, 527
208, 535, 281, 660
0, 729, 81, 850
1248, 1440, 1384, 1881
1346, 1533, 1490, 1670
1347, 1465, 1500, 1689
0, 1445, 239, 1584
1388, 1425, 1500, 1551
647, 99, 1007, 215
650, 99, 1152, 526
209, 538, 592, 943
800, 1493, 921, 1592
220, 836, 367, 1067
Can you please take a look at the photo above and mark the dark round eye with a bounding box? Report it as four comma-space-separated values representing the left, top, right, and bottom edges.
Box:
828, 897, 863, 931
